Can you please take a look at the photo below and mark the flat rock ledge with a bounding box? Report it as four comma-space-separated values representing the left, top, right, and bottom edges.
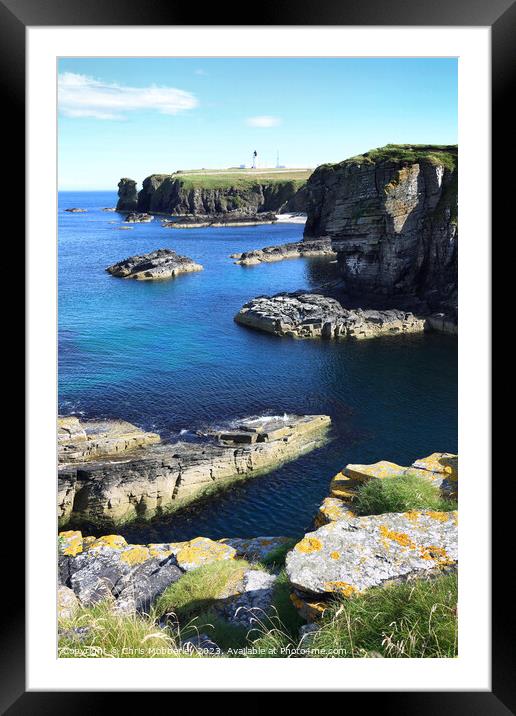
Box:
58, 414, 331, 527
106, 248, 203, 281
286, 511, 457, 614
235, 292, 426, 340
231, 239, 336, 266
162, 212, 278, 229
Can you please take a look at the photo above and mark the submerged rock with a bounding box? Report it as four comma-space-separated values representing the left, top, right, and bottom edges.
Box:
286, 510, 458, 600
232, 239, 335, 266
124, 212, 154, 223
65, 207, 87, 213
106, 248, 203, 281
58, 414, 331, 527
235, 292, 426, 340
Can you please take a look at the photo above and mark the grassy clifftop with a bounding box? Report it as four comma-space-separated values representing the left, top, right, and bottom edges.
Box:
148, 168, 312, 191
323, 144, 458, 172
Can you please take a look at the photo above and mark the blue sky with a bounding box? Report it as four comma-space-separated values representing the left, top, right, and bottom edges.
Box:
58, 58, 457, 190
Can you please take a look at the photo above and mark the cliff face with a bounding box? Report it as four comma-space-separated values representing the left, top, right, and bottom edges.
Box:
116, 178, 138, 211
304, 145, 457, 312
117, 174, 308, 216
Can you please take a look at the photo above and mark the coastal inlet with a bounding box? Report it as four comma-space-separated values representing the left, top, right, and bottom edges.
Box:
58, 190, 457, 542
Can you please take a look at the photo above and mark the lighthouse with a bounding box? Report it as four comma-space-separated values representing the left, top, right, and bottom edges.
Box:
252, 150, 257, 169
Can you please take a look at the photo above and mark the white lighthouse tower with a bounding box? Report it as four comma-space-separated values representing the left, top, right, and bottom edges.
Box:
252, 150, 257, 169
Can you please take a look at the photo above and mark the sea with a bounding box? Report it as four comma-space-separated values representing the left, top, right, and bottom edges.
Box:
58, 191, 457, 542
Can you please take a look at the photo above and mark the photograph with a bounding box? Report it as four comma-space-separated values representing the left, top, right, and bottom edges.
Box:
56, 56, 460, 660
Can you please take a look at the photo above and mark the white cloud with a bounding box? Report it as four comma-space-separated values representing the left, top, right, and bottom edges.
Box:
58, 72, 199, 120
246, 115, 282, 128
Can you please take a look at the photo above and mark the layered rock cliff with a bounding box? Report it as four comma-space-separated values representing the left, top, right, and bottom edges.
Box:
58, 414, 331, 528
303, 145, 458, 314
117, 173, 309, 216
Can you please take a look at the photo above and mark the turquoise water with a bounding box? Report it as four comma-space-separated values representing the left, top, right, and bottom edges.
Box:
59, 191, 457, 542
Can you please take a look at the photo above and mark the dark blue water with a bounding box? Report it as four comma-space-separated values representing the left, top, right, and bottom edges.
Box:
59, 191, 457, 542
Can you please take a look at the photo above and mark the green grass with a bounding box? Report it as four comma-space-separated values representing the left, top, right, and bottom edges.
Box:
309, 572, 458, 658
58, 600, 189, 658
153, 559, 253, 621
321, 144, 457, 173
147, 169, 311, 192
259, 538, 298, 569
353, 473, 457, 516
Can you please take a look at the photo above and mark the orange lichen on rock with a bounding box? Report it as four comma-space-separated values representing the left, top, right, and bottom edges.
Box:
58, 530, 83, 557
379, 524, 415, 549
324, 581, 358, 597
419, 545, 455, 566
295, 536, 323, 554
290, 592, 327, 621
120, 545, 151, 565
427, 511, 450, 522
330, 551, 340, 560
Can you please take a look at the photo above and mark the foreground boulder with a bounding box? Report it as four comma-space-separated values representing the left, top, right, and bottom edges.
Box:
286, 510, 457, 600
58, 533, 183, 615
106, 248, 203, 281
58, 414, 331, 527
231, 239, 335, 266
235, 292, 425, 340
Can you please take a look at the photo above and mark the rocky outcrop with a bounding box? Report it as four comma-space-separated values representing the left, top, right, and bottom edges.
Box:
303, 145, 457, 314
106, 249, 203, 281
65, 208, 87, 213
58, 414, 331, 527
134, 175, 307, 216
116, 178, 138, 211
163, 212, 278, 229
235, 292, 425, 340
286, 510, 457, 600
231, 239, 336, 266
287, 451, 458, 617
124, 212, 154, 223
58, 417, 160, 463
58, 531, 183, 615
58, 530, 279, 627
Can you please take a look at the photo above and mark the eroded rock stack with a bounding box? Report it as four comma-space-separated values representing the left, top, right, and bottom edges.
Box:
116, 178, 138, 211
235, 292, 425, 340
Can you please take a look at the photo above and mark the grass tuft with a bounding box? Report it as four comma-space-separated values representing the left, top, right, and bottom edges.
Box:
310, 572, 458, 658
353, 473, 457, 516
153, 559, 252, 621
58, 600, 189, 658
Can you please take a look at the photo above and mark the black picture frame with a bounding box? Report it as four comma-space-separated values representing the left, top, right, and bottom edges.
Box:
6, 0, 505, 707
